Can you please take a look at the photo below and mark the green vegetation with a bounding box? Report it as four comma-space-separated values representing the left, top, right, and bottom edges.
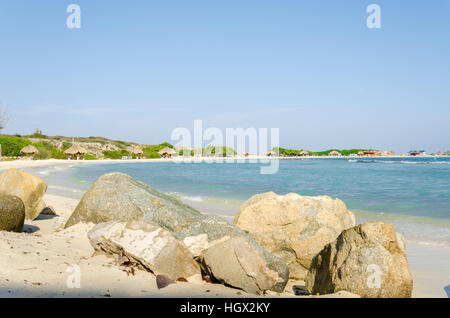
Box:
273, 147, 301, 156
309, 149, 377, 156
0, 136, 31, 156
102, 149, 131, 159
0, 131, 381, 160
273, 147, 378, 157
29, 129, 48, 139
142, 142, 174, 158
202, 145, 236, 157
178, 148, 194, 156
84, 154, 97, 160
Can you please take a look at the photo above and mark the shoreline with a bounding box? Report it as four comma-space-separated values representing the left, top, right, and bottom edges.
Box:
0, 155, 447, 170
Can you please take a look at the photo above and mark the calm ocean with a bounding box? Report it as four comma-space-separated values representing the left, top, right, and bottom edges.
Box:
28, 157, 450, 248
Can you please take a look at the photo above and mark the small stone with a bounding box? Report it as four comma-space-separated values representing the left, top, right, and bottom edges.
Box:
40, 206, 57, 216
156, 275, 175, 289
292, 285, 309, 296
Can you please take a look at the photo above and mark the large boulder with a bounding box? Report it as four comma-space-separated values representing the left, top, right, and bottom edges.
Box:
0, 168, 47, 220
88, 221, 201, 280
66, 173, 289, 292
306, 221, 413, 298
199, 237, 282, 295
234, 192, 355, 279
0, 194, 25, 232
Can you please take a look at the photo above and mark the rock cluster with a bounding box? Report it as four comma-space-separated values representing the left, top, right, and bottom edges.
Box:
64, 172, 413, 297
67, 172, 289, 293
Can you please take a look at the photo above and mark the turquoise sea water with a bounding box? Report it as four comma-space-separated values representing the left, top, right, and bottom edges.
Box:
26, 157, 450, 248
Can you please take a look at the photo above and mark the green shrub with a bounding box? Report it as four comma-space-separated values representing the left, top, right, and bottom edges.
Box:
33, 148, 50, 160
85, 154, 97, 160
203, 145, 236, 157
103, 149, 130, 159
50, 148, 67, 159
0, 136, 31, 156
142, 142, 174, 159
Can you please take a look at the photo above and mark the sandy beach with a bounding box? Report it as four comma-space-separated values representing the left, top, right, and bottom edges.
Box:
0, 192, 360, 298
0, 159, 449, 298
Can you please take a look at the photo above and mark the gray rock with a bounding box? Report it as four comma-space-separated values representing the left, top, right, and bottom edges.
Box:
67, 172, 289, 292
306, 221, 413, 298
88, 220, 201, 280
40, 206, 57, 216
156, 275, 175, 289
0, 194, 25, 232
0, 168, 47, 220
199, 237, 283, 295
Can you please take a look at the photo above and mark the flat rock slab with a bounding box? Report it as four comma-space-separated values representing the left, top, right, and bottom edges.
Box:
88, 220, 201, 281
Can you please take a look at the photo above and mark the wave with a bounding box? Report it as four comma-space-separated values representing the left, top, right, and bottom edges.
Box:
348, 159, 450, 165
353, 209, 450, 249
167, 192, 243, 206
47, 185, 85, 194
37, 165, 76, 176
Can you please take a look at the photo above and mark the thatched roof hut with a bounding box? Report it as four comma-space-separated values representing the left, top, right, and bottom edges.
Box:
64, 144, 88, 160
328, 150, 341, 156
20, 145, 39, 155
299, 150, 310, 156
132, 147, 143, 155
158, 147, 176, 158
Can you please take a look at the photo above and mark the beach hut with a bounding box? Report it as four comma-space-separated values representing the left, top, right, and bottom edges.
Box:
64, 144, 88, 160
244, 152, 250, 158
132, 146, 144, 159
20, 145, 39, 157
299, 150, 310, 157
158, 147, 176, 158
328, 150, 341, 156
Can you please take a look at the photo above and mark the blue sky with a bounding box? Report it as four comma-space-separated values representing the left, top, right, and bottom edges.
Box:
0, 0, 449, 153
